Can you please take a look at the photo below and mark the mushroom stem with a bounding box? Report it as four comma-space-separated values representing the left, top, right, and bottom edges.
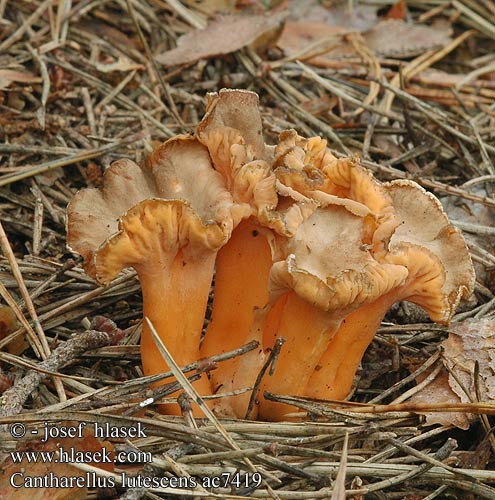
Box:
258, 291, 341, 421
305, 293, 395, 401
200, 218, 272, 400
139, 252, 215, 415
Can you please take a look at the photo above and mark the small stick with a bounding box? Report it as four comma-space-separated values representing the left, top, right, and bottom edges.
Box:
32, 196, 43, 257
95, 70, 137, 113
352, 439, 458, 496
125, 0, 182, 126
81, 87, 98, 148
0, 280, 43, 357
389, 437, 476, 481
0, 0, 52, 51
0, 220, 52, 360
26, 43, 50, 130
0, 132, 145, 187
0, 317, 121, 418
245, 337, 286, 420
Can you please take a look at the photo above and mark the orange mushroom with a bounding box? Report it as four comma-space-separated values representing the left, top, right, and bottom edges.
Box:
306, 180, 475, 401
227, 203, 408, 421
273, 129, 398, 254
68, 136, 235, 415
66, 87, 475, 424
196, 91, 315, 416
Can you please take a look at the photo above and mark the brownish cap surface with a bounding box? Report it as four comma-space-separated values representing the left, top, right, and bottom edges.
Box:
197, 88, 267, 163
67, 136, 234, 279
197, 89, 318, 236
273, 130, 398, 250
269, 205, 408, 312
384, 180, 475, 323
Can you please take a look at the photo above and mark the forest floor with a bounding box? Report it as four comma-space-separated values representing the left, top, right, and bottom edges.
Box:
0, 0, 495, 499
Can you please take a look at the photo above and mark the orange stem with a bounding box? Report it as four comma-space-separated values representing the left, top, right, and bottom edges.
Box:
258, 292, 341, 421
305, 293, 395, 401
200, 218, 272, 417
139, 251, 215, 416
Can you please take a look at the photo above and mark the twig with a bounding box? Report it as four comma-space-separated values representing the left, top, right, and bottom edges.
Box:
245, 337, 285, 420
0, 0, 52, 51
146, 318, 282, 498
0, 132, 145, 187
0, 317, 121, 418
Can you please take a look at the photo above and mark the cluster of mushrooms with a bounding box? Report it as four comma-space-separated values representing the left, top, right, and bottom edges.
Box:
67, 89, 475, 421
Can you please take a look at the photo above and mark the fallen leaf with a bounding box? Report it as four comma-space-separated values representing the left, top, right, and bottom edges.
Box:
0, 70, 41, 90
277, 0, 377, 64
409, 370, 471, 429
0, 307, 16, 340
0, 306, 27, 356
187, 0, 237, 15
277, 17, 451, 66
442, 186, 495, 287
0, 368, 11, 393
409, 318, 495, 429
0, 431, 114, 499
443, 319, 495, 402
155, 14, 285, 66
277, 21, 349, 62
287, 0, 377, 32
363, 19, 451, 58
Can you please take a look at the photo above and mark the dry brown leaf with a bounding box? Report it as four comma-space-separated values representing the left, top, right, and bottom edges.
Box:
156, 14, 284, 66
408, 370, 471, 429
0, 306, 16, 341
277, 21, 351, 63
287, 0, 377, 32
277, 0, 377, 65
409, 318, 495, 429
0, 70, 41, 90
186, 0, 237, 15
443, 187, 495, 286
444, 319, 495, 402
0, 305, 27, 355
0, 432, 114, 499
363, 19, 451, 58
278, 17, 451, 66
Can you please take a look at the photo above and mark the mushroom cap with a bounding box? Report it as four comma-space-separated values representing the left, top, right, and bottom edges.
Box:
384, 180, 475, 323
67, 158, 156, 278
67, 136, 234, 279
94, 198, 227, 284
273, 130, 328, 192
197, 88, 267, 163
270, 205, 409, 313
274, 130, 392, 213
196, 89, 318, 236
273, 130, 398, 250
145, 135, 236, 227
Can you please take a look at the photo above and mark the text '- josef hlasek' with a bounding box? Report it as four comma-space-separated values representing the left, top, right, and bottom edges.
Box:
7, 421, 263, 490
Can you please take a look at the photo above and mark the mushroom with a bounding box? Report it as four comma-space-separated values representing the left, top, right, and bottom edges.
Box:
229, 203, 409, 421
67, 136, 235, 414
66, 88, 475, 423
273, 129, 398, 254
306, 180, 475, 401
196, 91, 315, 413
